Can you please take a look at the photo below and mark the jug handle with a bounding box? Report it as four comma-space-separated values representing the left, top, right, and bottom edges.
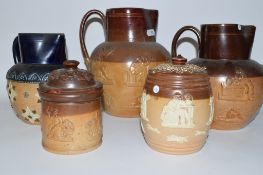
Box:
171, 26, 201, 57
12, 36, 21, 64
79, 10, 105, 70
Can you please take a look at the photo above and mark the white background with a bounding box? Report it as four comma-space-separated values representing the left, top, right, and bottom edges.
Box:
0, 0, 263, 175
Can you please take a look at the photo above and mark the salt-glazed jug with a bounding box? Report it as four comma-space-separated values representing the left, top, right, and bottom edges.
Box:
79, 8, 170, 117
172, 24, 263, 130
141, 56, 214, 154
6, 33, 66, 124
38, 60, 103, 154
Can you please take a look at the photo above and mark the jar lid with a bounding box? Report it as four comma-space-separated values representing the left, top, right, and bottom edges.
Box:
145, 56, 211, 99
150, 55, 207, 74
39, 60, 102, 102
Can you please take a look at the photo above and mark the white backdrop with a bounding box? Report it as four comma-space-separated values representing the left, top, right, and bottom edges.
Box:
1, 0, 263, 98
1, 1, 263, 175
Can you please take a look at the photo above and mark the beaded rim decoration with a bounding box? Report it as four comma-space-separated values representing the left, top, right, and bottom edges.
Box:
150, 63, 207, 74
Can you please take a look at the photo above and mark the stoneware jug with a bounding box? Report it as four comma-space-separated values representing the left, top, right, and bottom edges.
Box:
39, 60, 103, 154
6, 33, 66, 124
79, 8, 170, 117
172, 24, 263, 130
141, 56, 213, 154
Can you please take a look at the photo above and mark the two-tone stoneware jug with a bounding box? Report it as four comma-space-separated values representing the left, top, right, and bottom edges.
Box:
6, 33, 66, 124
79, 8, 170, 117
172, 24, 263, 130
141, 56, 213, 154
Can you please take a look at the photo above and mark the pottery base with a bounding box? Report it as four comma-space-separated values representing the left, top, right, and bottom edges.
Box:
42, 140, 102, 155
145, 137, 204, 155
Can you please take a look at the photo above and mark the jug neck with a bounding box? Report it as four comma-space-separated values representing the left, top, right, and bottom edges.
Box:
199, 24, 256, 60
105, 8, 158, 42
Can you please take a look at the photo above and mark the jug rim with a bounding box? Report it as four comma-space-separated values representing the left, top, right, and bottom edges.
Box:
201, 23, 255, 27
106, 8, 158, 17
200, 24, 255, 34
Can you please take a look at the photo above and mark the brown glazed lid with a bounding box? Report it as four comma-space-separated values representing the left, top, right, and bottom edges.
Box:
39, 60, 102, 102
145, 55, 211, 99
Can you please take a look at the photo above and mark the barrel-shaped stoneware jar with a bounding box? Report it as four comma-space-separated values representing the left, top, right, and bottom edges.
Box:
38, 60, 103, 154
141, 56, 214, 154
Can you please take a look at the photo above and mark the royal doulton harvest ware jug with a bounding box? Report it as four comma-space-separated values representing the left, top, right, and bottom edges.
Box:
39, 60, 103, 154
80, 8, 170, 117
6, 33, 66, 124
141, 56, 213, 154
172, 24, 263, 130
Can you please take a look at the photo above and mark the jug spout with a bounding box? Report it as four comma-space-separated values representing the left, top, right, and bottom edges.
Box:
105, 8, 158, 42
199, 24, 256, 60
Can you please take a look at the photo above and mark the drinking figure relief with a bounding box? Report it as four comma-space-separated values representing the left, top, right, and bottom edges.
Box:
219, 67, 254, 101
161, 94, 195, 128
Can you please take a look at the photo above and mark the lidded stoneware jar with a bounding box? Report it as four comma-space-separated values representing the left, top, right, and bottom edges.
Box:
173, 24, 263, 130
80, 8, 170, 117
38, 60, 103, 154
6, 33, 66, 124
141, 56, 214, 154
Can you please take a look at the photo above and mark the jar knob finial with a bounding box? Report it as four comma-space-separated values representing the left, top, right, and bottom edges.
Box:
172, 55, 187, 65
63, 60, 80, 69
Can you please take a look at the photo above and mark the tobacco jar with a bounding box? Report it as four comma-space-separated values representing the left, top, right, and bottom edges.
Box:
141, 56, 214, 154
38, 60, 103, 154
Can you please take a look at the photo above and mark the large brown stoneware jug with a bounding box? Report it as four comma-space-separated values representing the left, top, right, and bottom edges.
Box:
80, 8, 170, 117
172, 24, 263, 130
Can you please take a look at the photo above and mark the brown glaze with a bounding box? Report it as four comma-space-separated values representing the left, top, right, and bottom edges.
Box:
141, 56, 213, 154
145, 56, 210, 99
79, 8, 170, 117
39, 60, 102, 103
172, 24, 263, 130
199, 24, 255, 60
39, 60, 103, 154
105, 8, 158, 42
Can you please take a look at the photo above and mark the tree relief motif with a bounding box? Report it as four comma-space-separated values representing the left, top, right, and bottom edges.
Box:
125, 56, 151, 87
91, 62, 113, 85
45, 106, 74, 142
85, 111, 102, 141
91, 45, 115, 85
